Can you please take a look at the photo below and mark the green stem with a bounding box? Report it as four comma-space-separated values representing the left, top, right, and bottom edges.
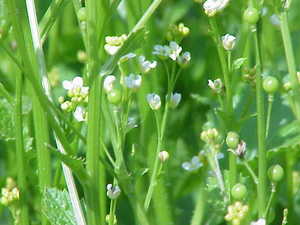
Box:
209, 17, 236, 193
144, 102, 169, 210
243, 161, 259, 185
190, 185, 205, 225
264, 184, 276, 218
254, 25, 267, 217
280, 11, 300, 120
265, 95, 274, 138
15, 73, 29, 225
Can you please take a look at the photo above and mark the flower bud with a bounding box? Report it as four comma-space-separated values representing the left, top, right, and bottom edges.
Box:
169, 92, 182, 109
208, 79, 223, 94
103, 75, 117, 93
159, 151, 169, 162
222, 34, 236, 51
147, 93, 161, 110
106, 184, 121, 200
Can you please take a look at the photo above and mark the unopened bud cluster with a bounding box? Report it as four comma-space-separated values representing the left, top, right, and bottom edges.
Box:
200, 128, 222, 149
0, 178, 19, 206
166, 23, 190, 41
225, 201, 249, 225
104, 34, 127, 55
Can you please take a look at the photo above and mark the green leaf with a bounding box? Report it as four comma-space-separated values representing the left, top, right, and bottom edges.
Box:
42, 188, 77, 225
49, 146, 89, 183
233, 58, 247, 70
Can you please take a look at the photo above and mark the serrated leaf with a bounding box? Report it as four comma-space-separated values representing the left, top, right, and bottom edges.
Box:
42, 188, 77, 225
233, 58, 247, 70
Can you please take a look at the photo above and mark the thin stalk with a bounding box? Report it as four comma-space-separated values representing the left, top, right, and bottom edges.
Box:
0, 82, 14, 104
265, 95, 274, 138
15, 73, 29, 225
209, 17, 236, 192
25, 1, 87, 225
254, 26, 267, 217
243, 161, 259, 185
280, 11, 300, 120
0, 44, 24, 71
108, 199, 117, 225
190, 185, 205, 225
264, 184, 276, 218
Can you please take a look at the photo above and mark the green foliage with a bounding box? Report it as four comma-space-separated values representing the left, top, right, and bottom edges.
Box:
42, 188, 77, 225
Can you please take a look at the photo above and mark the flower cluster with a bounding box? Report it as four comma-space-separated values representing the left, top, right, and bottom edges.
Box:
200, 128, 222, 149
59, 76, 88, 122
203, 0, 230, 17
225, 201, 249, 225
0, 178, 19, 206
153, 41, 191, 67
104, 34, 127, 55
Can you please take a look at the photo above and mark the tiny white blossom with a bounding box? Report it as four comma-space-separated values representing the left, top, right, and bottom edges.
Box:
61, 101, 72, 111
222, 34, 236, 51
203, 0, 230, 17
251, 219, 266, 225
159, 151, 169, 162
182, 156, 202, 172
169, 92, 182, 108
106, 184, 121, 200
124, 74, 142, 90
177, 51, 191, 67
139, 56, 157, 73
208, 78, 223, 93
103, 75, 116, 93
147, 93, 161, 110
168, 41, 182, 61
63, 76, 83, 90
104, 45, 121, 55
73, 106, 87, 122
119, 53, 136, 63
152, 45, 170, 60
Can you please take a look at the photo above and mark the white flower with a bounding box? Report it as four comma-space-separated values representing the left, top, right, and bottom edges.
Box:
203, 0, 230, 16
177, 51, 191, 67
63, 76, 83, 90
103, 75, 116, 93
222, 34, 236, 51
182, 156, 203, 171
106, 184, 121, 200
152, 45, 170, 60
139, 56, 157, 73
208, 78, 223, 93
251, 219, 266, 225
159, 151, 169, 162
168, 41, 182, 61
61, 101, 72, 111
104, 45, 121, 55
124, 74, 142, 90
147, 93, 161, 110
73, 106, 87, 122
104, 34, 127, 55
169, 92, 182, 108
119, 52, 136, 63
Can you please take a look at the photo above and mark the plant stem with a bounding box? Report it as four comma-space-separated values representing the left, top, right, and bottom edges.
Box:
265, 95, 274, 138
280, 11, 300, 120
144, 103, 169, 210
243, 161, 259, 185
209, 17, 236, 192
15, 73, 29, 225
190, 185, 205, 225
264, 184, 276, 218
253, 25, 267, 217
25, 1, 87, 225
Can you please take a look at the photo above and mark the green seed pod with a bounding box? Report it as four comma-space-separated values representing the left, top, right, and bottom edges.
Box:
263, 76, 279, 94
231, 183, 247, 200
226, 131, 240, 149
243, 8, 260, 25
77, 7, 86, 22
107, 88, 122, 105
268, 164, 284, 182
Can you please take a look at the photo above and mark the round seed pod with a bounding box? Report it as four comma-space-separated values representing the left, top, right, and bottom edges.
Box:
263, 76, 279, 94
268, 164, 284, 182
243, 8, 260, 25
231, 183, 247, 200
226, 131, 240, 149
